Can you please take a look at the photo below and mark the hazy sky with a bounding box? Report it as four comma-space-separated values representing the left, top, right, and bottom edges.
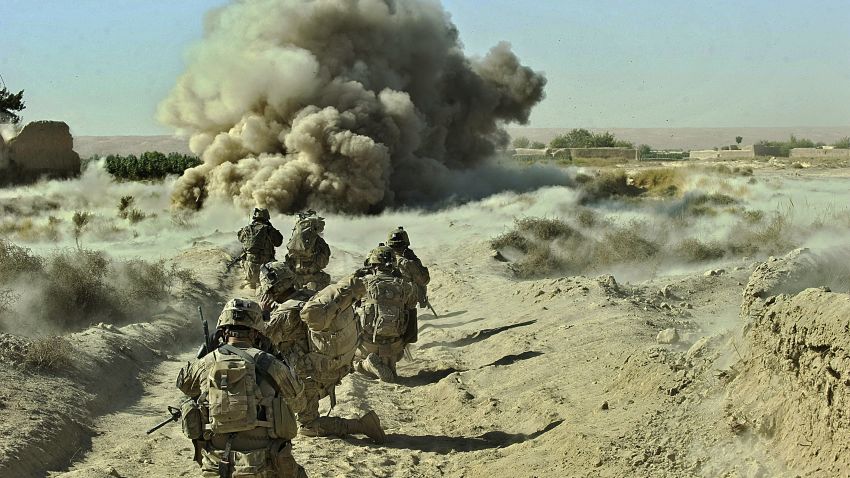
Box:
2, 0, 849, 136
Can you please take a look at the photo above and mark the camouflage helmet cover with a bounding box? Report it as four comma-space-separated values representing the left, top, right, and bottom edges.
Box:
252, 208, 271, 221
366, 244, 395, 266
258, 261, 297, 294
217, 298, 263, 331
387, 226, 409, 248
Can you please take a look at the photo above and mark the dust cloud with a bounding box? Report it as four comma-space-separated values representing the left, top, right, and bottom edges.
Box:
158, 0, 547, 214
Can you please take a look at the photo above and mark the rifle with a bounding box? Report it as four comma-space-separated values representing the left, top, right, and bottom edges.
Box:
422, 297, 438, 318
226, 251, 246, 271
146, 406, 181, 435
196, 306, 213, 359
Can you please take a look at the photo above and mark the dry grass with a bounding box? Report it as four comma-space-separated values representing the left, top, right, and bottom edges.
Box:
593, 226, 661, 266
0, 238, 191, 333
631, 168, 685, 197
24, 336, 72, 372
679, 193, 739, 217
578, 171, 642, 204
698, 164, 754, 177
675, 239, 726, 263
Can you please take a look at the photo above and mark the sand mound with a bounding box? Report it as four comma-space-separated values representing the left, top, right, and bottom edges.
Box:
726, 249, 850, 476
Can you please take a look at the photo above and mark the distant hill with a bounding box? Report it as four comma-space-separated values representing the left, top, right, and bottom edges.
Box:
74, 135, 192, 158
505, 127, 850, 150
73, 127, 850, 157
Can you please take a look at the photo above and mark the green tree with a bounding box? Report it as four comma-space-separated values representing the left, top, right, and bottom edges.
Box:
530, 141, 546, 149
550, 128, 595, 148
735, 136, 743, 146
638, 144, 652, 159
0, 87, 26, 124
512, 136, 531, 149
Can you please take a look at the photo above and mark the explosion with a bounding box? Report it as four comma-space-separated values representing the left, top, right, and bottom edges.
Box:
159, 0, 546, 213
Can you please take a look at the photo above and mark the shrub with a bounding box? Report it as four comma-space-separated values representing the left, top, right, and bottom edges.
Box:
24, 336, 72, 372
631, 168, 685, 197
117, 196, 134, 218
575, 208, 598, 228
512, 136, 530, 149
0, 240, 42, 283
126, 208, 147, 224
594, 227, 660, 265
491, 230, 532, 254
71, 211, 93, 248
579, 171, 642, 204
514, 217, 578, 240
0, 241, 182, 333
676, 239, 726, 262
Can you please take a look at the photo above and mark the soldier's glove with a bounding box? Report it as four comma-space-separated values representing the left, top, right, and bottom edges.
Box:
354, 267, 371, 278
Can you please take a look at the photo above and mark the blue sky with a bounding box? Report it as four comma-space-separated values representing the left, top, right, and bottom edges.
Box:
2, 0, 848, 135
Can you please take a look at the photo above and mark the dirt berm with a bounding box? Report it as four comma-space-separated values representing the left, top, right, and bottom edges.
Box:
725, 248, 850, 476
0, 246, 230, 478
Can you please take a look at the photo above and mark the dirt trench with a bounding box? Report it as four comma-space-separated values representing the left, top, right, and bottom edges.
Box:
12, 242, 845, 478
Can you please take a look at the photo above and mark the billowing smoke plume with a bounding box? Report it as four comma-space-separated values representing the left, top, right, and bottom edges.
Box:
159, 0, 546, 213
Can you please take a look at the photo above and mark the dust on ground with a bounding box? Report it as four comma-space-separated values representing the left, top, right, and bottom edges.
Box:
0, 159, 848, 477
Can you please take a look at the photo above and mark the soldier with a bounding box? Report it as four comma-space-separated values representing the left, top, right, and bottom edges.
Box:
176, 298, 307, 478
355, 245, 417, 383
284, 210, 331, 293
258, 262, 385, 443
237, 208, 284, 289
387, 227, 431, 342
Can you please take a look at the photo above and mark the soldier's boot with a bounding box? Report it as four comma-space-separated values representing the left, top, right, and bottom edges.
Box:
363, 353, 396, 383
346, 410, 386, 444
298, 416, 348, 438
298, 412, 386, 444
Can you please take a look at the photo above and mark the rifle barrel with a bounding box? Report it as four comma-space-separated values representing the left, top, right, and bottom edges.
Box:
146, 416, 176, 435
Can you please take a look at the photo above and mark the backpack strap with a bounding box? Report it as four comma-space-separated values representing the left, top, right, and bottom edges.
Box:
221, 344, 288, 397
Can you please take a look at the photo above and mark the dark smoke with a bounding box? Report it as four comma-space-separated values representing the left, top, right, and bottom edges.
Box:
159, 0, 547, 213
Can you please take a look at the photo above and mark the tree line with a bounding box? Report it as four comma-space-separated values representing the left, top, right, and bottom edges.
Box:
512, 128, 636, 150
104, 151, 201, 180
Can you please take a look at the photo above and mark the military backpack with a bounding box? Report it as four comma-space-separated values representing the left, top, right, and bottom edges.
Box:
202, 345, 297, 439
361, 275, 408, 342
240, 223, 276, 256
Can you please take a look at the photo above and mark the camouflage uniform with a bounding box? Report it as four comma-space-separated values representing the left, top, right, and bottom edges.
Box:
258, 263, 385, 442
355, 245, 417, 382
284, 211, 331, 293
176, 299, 307, 478
238, 208, 284, 289
387, 227, 430, 343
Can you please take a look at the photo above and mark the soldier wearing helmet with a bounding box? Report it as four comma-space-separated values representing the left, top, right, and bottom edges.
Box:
284, 210, 331, 293
237, 208, 284, 289
176, 298, 307, 478
387, 227, 430, 340
258, 262, 386, 443
355, 244, 417, 382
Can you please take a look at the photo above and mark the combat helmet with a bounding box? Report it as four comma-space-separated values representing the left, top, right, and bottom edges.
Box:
258, 261, 297, 298
366, 244, 395, 269
387, 227, 409, 249
217, 298, 263, 331
252, 208, 271, 222
296, 209, 325, 234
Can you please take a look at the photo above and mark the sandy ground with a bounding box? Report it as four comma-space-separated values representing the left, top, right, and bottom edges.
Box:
37, 238, 768, 478
2, 161, 848, 477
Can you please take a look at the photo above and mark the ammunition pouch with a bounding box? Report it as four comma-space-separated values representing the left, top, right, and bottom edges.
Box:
270, 397, 298, 441
181, 398, 204, 440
